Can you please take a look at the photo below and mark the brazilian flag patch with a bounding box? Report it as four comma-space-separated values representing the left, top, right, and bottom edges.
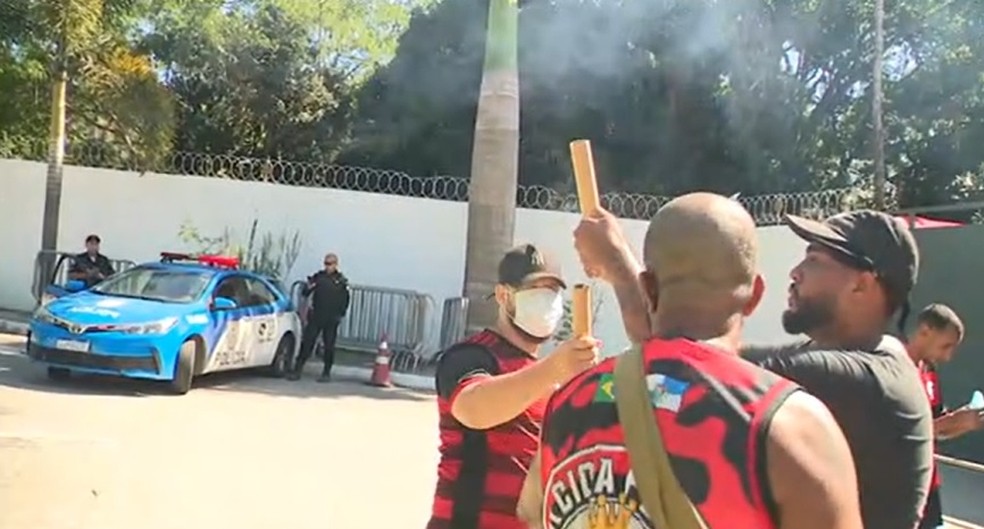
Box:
594, 373, 616, 403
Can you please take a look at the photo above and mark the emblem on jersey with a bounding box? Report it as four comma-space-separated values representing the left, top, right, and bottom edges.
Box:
594, 373, 616, 403
646, 373, 689, 412
543, 445, 652, 529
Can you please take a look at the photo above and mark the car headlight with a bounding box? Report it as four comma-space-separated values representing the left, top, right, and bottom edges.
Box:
33, 306, 57, 325
115, 317, 178, 335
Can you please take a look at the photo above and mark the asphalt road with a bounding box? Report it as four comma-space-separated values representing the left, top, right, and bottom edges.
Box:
1, 332, 980, 529
0, 333, 439, 529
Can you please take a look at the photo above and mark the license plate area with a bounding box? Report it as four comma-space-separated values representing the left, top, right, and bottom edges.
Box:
56, 339, 90, 353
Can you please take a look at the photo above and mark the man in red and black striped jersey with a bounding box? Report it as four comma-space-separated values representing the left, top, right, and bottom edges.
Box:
427, 244, 600, 529
907, 304, 983, 529
517, 193, 862, 529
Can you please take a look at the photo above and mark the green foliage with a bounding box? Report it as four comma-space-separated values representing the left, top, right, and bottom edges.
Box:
4, 0, 984, 210
0, 0, 175, 165
553, 281, 606, 343
178, 218, 303, 282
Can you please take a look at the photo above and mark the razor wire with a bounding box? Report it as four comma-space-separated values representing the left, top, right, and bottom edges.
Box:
3, 138, 865, 224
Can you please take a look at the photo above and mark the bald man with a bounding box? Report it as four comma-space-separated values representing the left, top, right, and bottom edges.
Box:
516, 193, 861, 529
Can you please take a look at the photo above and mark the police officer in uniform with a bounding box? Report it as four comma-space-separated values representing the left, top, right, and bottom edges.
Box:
288, 253, 350, 382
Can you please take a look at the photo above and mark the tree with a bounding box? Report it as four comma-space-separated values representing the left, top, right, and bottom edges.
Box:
462, 0, 521, 331
137, 0, 431, 161
0, 0, 175, 272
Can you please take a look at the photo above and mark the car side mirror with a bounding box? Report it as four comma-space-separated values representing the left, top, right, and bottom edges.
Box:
65, 279, 87, 292
212, 296, 237, 311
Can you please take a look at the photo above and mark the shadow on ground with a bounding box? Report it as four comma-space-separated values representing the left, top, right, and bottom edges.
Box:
0, 347, 431, 402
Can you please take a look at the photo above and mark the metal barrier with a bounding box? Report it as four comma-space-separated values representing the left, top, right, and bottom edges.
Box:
31, 250, 136, 304
290, 281, 436, 370
439, 297, 469, 351
936, 454, 984, 474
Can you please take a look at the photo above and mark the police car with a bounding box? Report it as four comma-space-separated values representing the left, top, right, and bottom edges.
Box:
26, 252, 302, 394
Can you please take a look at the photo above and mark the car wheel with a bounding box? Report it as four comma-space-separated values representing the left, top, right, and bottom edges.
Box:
47, 366, 71, 381
267, 335, 294, 377
170, 340, 196, 395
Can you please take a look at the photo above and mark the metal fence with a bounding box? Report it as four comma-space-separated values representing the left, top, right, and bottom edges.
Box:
3, 138, 871, 225
291, 281, 437, 371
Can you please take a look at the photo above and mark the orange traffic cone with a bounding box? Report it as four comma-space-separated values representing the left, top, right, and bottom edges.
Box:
368, 334, 393, 388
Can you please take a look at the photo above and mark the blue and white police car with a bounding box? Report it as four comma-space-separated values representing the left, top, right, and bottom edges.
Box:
26, 252, 302, 394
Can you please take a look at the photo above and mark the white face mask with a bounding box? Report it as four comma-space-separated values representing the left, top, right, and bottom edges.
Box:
512, 287, 564, 338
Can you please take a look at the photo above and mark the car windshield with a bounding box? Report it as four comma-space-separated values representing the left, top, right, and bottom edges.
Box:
90, 266, 212, 303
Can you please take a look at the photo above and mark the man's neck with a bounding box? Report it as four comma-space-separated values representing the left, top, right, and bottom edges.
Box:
650, 312, 743, 355
905, 342, 926, 365
809, 325, 883, 351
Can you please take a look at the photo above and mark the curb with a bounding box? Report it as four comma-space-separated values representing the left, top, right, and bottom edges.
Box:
0, 319, 28, 336
332, 365, 434, 392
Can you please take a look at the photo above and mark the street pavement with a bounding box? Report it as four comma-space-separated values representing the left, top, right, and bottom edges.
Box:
0, 333, 439, 529
1, 332, 980, 529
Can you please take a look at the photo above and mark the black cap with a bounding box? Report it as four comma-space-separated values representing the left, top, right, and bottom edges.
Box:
784, 210, 919, 311
497, 244, 566, 289
85, 234, 101, 243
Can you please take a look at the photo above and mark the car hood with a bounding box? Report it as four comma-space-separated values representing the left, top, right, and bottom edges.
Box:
43, 292, 195, 325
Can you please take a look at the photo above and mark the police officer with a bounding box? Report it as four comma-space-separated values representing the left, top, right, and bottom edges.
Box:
288, 253, 350, 382
68, 234, 115, 288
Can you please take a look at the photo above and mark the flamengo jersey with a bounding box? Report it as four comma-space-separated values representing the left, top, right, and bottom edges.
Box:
539, 338, 799, 529
427, 330, 544, 529
919, 362, 943, 490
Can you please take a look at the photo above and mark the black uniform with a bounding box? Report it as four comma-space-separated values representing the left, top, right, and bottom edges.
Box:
69, 252, 115, 287
292, 270, 351, 377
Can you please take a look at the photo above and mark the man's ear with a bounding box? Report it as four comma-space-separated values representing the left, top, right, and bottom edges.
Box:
639, 270, 658, 313
493, 284, 511, 308
742, 274, 766, 316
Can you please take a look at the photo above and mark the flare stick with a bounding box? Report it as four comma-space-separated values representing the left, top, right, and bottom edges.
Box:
572, 283, 592, 338
570, 139, 601, 216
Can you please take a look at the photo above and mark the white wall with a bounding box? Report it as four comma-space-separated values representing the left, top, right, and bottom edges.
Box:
0, 159, 805, 354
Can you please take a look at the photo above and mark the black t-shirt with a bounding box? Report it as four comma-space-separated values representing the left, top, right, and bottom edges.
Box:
743, 338, 934, 529
435, 344, 498, 400
69, 252, 115, 287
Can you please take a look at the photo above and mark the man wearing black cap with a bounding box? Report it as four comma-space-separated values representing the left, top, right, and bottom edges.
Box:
68, 234, 115, 288
744, 210, 933, 529
426, 244, 599, 529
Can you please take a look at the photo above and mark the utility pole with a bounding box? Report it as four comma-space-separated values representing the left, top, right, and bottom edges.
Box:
872, 0, 887, 210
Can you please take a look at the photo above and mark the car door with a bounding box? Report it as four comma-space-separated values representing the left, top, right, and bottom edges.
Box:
240, 277, 280, 366
208, 275, 253, 372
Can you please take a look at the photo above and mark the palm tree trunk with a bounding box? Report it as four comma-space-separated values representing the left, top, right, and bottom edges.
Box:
462, 0, 520, 333
872, 0, 887, 210
39, 60, 68, 285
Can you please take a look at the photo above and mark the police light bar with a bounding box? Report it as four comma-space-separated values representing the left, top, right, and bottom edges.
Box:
159, 252, 239, 269
159, 251, 193, 263
198, 255, 239, 269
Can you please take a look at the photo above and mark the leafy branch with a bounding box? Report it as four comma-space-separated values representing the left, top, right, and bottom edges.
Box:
178, 218, 303, 283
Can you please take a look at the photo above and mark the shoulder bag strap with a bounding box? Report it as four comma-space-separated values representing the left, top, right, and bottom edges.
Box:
614, 345, 708, 529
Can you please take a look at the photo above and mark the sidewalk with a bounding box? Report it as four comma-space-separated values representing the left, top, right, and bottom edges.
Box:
0, 308, 433, 392
0, 308, 29, 336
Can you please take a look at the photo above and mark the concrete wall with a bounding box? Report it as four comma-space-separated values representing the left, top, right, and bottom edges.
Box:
0, 159, 806, 355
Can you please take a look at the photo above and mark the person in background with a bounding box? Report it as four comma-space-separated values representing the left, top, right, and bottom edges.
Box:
287, 253, 350, 382
518, 194, 861, 529
907, 303, 984, 529
68, 234, 115, 288
426, 244, 599, 529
